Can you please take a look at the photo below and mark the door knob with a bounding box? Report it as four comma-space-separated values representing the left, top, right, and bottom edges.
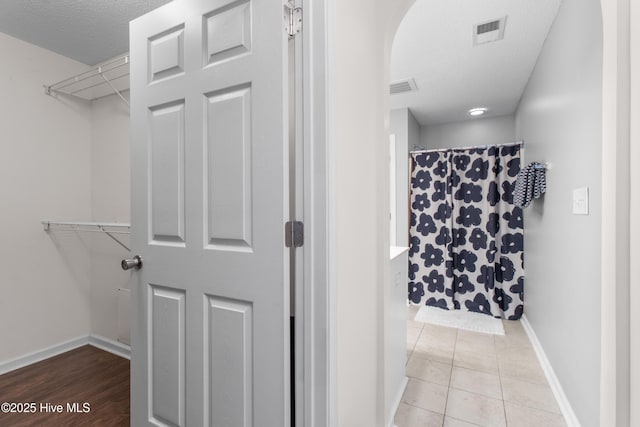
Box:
121, 255, 143, 271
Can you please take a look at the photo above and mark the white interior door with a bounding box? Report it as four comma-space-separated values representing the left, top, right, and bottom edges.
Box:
129, 0, 290, 425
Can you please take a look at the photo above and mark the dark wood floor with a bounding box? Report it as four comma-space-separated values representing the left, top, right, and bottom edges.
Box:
0, 345, 129, 426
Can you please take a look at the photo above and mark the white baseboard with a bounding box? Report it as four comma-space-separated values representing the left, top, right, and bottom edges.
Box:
0, 334, 131, 376
88, 334, 131, 360
0, 335, 89, 375
387, 376, 408, 427
521, 315, 581, 427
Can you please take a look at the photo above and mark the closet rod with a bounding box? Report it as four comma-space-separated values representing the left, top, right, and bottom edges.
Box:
410, 140, 524, 154
42, 221, 131, 252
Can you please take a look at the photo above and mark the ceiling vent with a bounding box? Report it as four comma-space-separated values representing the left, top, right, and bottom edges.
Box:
390, 78, 418, 95
473, 16, 507, 45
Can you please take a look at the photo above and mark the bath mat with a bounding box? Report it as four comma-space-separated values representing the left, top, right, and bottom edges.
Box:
414, 306, 505, 335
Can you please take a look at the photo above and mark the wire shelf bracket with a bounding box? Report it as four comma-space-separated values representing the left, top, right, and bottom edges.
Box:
42, 221, 131, 252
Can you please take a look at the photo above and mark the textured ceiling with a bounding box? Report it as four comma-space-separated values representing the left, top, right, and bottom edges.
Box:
390, 0, 562, 126
0, 0, 173, 65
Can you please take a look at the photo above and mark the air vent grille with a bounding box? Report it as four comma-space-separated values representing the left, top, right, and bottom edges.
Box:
390, 78, 417, 95
473, 16, 507, 45
476, 20, 500, 35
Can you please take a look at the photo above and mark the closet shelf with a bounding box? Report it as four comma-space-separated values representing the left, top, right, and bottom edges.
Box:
44, 55, 130, 105
42, 221, 131, 252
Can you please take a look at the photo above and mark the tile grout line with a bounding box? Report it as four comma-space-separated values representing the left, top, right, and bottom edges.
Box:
441, 326, 458, 426
498, 320, 509, 426
446, 415, 484, 427
406, 311, 424, 365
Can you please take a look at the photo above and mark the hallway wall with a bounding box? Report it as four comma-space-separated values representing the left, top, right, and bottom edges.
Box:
514, 0, 603, 424
331, 0, 414, 424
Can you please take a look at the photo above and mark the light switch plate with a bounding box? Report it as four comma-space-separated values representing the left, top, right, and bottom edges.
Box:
394, 271, 402, 287
573, 187, 589, 215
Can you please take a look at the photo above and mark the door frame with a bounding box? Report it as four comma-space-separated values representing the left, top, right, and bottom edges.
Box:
628, 1, 639, 425
600, 0, 633, 425
296, 0, 331, 425
301, 0, 635, 425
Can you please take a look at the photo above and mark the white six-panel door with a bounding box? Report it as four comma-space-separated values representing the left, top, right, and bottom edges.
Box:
129, 0, 290, 425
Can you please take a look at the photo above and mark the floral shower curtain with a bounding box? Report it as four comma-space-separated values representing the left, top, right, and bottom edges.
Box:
408, 145, 524, 320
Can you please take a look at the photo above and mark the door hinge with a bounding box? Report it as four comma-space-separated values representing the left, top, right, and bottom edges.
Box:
285, 221, 304, 248
284, 4, 302, 37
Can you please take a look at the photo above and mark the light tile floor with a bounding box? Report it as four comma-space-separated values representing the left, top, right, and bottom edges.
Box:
395, 305, 567, 427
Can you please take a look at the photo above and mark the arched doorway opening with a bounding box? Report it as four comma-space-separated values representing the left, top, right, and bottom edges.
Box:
389, 0, 602, 425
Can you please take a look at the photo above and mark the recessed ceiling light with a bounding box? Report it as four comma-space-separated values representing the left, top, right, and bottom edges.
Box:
468, 107, 487, 116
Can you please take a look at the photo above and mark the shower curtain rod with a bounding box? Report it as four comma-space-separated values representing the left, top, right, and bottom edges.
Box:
410, 140, 524, 154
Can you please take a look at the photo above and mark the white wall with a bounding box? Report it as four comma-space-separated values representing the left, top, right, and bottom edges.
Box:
89, 93, 130, 342
331, 0, 414, 424
0, 32, 131, 363
0, 32, 93, 362
389, 108, 420, 247
421, 114, 516, 149
407, 108, 421, 152
514, 0, 603, 424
